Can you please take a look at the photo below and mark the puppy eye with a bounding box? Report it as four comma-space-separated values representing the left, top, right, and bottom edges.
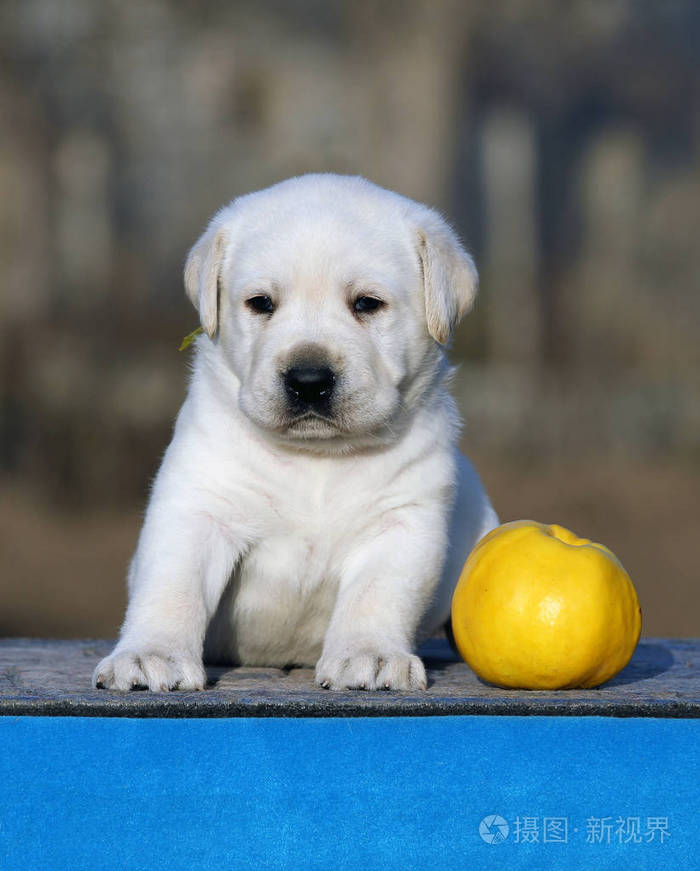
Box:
246, 295, 275, 314
353, 296, 384, 314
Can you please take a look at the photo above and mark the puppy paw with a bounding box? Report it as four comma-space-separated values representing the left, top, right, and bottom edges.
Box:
315, 648, 426, 691
93, 648, 206, 692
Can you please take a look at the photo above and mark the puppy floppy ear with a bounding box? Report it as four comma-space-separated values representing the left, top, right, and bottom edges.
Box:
416, 211, 478, 345
184, 220, 228, 339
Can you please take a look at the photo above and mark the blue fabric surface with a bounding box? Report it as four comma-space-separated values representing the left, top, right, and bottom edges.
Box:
0, 715, 697, 870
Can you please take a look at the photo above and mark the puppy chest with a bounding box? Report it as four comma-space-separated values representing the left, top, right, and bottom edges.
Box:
228, 456, 401, 617
243, 529, 334, 585
235, 527, 340, 617
229, 530, 339, 664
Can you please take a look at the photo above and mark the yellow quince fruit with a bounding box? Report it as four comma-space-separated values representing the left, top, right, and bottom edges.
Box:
451, 520, 642, 689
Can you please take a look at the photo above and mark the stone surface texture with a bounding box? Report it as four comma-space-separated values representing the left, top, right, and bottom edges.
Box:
0, 637, 698, 718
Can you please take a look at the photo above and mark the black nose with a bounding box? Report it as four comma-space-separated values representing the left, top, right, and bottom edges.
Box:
284, 365, 336, 407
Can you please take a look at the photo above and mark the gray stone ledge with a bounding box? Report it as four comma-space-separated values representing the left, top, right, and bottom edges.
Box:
0, 637, 698, 719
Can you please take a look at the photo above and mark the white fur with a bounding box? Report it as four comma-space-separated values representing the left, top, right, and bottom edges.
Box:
94, 174, 498, 693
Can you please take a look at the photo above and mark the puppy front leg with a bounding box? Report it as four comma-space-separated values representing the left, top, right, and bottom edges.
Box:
93, 499, 240, 692
316, 506, 447, 691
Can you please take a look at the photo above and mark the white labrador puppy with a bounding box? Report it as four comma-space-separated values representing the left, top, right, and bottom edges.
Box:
94, 174, 498, 693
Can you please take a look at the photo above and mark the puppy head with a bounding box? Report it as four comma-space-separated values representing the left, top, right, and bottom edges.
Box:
184, 174, 477, 450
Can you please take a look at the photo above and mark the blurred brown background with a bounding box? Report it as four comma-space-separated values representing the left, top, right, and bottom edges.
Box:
1, 1, 698, 639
